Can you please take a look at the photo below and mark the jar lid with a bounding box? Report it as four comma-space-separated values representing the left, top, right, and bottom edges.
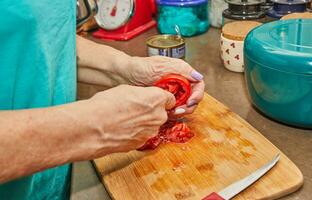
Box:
267, 3, 308, 18
222, 9, 265, 21
281, 12, 312, 19
226, 0, 262, 5
272, 0, 310, 5
222, 21, 262, 40
156, 0, 208, 6
227, 2, 262, 14
244, 19, 312, 75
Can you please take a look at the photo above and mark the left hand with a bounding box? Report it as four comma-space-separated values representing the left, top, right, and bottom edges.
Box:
116, 56, 205, 115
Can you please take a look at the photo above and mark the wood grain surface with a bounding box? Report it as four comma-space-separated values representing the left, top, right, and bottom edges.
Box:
93, 93, 303, 200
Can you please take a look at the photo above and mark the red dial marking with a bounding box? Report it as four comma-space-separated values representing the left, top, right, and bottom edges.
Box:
110, 0, 119, 16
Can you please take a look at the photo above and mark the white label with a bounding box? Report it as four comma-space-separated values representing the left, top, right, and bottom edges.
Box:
148, 47, 160, 56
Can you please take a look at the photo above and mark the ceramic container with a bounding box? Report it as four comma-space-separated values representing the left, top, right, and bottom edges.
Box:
221, 21, 262, 72
156, 0, 209, 37
244, 19, 312, 128
220, 35, 245, 72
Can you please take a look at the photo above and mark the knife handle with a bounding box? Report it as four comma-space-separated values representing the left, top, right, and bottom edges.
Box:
202, 192, 225, 200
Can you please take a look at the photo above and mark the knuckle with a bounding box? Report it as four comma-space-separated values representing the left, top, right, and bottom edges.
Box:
160, 111, 168, 124
149, 87, 166, 99
149, 109, 168, 125
155, 110, 168, 124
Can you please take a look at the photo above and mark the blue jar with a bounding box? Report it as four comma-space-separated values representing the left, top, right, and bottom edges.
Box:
156, 0, 210, 37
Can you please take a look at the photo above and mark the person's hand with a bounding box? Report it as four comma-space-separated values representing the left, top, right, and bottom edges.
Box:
82, 85, 175, 154
115, 56, 205, 115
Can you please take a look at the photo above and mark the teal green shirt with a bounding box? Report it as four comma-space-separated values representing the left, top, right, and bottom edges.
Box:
0, 0, 76, 199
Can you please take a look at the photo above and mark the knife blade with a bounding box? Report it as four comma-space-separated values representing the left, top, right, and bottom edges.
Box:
202, 154, 280, 200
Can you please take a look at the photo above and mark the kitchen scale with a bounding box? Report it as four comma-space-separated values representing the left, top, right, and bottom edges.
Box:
93, 0, 157, 41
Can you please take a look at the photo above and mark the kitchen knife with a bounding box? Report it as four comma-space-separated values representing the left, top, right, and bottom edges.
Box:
202, 154, 280, 200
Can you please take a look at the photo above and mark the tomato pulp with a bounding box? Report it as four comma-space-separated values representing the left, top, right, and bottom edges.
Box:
137, 121, 194, 150
154, 74, 191, 107
138, 74, 194, 151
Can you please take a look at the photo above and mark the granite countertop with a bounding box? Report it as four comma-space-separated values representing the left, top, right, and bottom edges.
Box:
71, 28, 312, 200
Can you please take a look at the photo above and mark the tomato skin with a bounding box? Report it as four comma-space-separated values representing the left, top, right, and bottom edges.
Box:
154, 74, 191, 107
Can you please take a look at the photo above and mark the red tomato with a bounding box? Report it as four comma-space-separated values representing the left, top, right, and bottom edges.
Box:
137, 74, 194, 151
154, 74, 191, 107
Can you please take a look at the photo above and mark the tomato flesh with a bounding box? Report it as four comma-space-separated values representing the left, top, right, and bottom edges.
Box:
137, 121, 194, 151
138, 74, 194, 151
154, 74, 191, 107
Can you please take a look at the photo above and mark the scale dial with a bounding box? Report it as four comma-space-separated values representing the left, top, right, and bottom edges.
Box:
95, 0, 135, 30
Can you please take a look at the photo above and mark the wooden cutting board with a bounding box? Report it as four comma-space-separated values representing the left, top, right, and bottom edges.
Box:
93, 93, 303, 200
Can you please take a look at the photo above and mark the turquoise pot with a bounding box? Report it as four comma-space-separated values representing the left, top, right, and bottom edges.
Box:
244, 19, 312, 128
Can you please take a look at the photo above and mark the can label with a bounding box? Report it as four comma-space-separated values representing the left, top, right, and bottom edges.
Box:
171, 46, 185, 59
148, 47, 160, 56
148, 45, 185, 59
159, 48, 170, 57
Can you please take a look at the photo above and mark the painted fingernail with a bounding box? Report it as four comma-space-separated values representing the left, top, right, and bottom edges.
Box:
191, 70, 203, 81
187, 100, 197, 107
174, 108, 186, 115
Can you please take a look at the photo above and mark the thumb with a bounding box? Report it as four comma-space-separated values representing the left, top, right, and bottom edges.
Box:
163, 90, 176, 110
178, 62, 204, 82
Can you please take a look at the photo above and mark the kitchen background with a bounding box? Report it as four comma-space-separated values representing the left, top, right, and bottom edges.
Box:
73, 0, 312, 200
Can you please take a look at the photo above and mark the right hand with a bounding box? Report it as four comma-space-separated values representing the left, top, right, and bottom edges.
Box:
84, 85, 176, 156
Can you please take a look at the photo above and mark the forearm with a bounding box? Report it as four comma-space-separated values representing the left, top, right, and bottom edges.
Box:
76, 35, 131, 87
0, 100, 109, 183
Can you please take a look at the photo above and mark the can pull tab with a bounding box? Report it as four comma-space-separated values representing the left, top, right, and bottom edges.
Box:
175, 25, 183, 39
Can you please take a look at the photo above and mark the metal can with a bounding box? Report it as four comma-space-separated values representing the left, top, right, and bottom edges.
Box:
146, 35, 185, 59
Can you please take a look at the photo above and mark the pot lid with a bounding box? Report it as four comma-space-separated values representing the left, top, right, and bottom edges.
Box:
223, 9, 266, 19
156, 0, 208, 6
244, 19, 312, 75
266, 3, 308, 18
225, 2, 264, 15
272, 0, 310, 5
226, 0, 262, 5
